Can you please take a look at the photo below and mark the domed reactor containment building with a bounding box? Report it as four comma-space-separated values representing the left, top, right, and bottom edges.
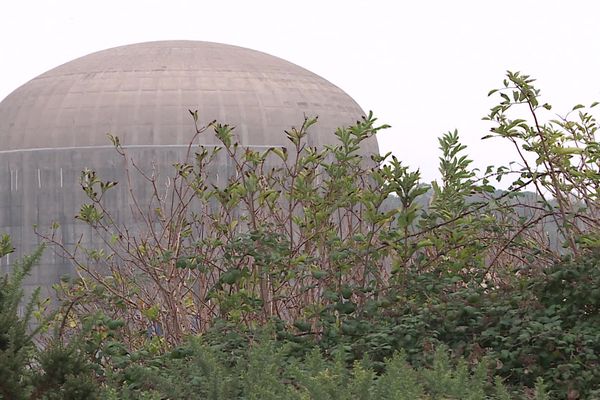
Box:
0, 41, 378, 295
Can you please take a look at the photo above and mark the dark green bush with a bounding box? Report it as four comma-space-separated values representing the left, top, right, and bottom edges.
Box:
0, 237, 100, 400
300, 253, 600, 398
100, 333, 539, 399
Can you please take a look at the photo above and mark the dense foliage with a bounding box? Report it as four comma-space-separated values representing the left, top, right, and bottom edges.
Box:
296, 254, 600, 398
2, 71, 600, 398
0, 255, 548, 399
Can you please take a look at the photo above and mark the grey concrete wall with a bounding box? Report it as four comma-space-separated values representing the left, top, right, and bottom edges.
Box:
0, 145, 234, 297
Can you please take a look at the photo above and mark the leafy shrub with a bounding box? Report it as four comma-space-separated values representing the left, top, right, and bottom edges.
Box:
46, 70, 600, 343
311, 252, 600, 398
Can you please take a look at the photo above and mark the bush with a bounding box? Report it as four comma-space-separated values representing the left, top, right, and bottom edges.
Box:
0, 238, 101, 400
313, 252, 600, 398
99, 332, 538, 399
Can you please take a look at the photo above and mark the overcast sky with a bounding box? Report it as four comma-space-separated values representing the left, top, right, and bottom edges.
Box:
2, 0, 599, 183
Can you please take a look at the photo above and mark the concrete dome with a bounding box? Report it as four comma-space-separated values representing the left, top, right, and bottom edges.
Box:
0, 41, 378, 295
0, 40, 378, 152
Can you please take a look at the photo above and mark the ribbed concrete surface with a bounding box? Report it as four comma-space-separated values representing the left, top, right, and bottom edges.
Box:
0, 40, 377, 152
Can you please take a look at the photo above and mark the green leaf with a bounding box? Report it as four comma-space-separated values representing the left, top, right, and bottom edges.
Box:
293, 320, 311, 332
0, 234, 14, 257
341, 286, 353, 299
188, 109, 199, 122
311, 270, 328, 280
221, 269, 242, 285
270, 146, 288, 161
143, 304, 160, 321
554, 147, 583, 155
335, 301, 356, 314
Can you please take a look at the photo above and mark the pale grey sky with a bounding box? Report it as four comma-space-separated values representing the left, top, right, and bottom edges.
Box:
2, 0, 599, 183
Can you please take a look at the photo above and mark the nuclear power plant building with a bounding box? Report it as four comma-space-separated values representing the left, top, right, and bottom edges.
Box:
0, 40, 378, 295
